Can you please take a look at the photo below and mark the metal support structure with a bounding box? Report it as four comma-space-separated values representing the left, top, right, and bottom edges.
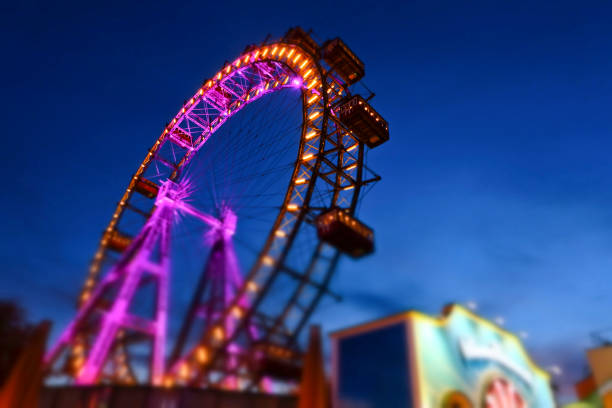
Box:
169, 207, 256, 385
45, 181, 180, 384
45, 181, 230, 385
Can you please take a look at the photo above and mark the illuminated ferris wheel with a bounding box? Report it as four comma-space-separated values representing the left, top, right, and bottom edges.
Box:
44, 27, 389, 390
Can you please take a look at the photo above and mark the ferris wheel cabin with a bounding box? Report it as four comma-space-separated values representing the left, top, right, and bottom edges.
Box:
335, 95, 390, 148
252, 342, 302, 381
316, 208, 374, 258
106, 230, 133, 253
134, 177, 160, 199
284, 27, 320, 58
322, 38, 365, 85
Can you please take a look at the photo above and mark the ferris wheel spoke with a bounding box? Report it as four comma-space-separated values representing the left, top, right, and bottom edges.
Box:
202, 121, 300, 185
184, 120, 300, 204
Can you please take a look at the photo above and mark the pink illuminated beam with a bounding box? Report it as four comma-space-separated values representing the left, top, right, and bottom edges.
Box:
45, 180, 230, 386
174, 201, 223, 231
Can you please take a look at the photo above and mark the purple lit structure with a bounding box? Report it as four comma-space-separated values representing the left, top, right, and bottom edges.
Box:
44, 181, 247, 385
168, 204, 258, 387
44, 28, 387, 390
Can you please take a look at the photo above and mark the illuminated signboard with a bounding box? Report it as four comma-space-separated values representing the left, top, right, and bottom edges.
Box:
331, 304, 555, 408
412, 305, 554, 408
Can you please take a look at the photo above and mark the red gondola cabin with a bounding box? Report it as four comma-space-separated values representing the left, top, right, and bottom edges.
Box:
316, 208, 374, 258
335, 95, 389, 148
169, 129, 193, 149
284, 27, 319, 57
134, 177, 159, 199
252, 342, 302, 381
106, 230, 133, 253
321, 38, 365, 85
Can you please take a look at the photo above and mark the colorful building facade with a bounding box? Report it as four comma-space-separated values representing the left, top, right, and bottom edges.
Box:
331, 304, 555, 408
566, 345, 612, 408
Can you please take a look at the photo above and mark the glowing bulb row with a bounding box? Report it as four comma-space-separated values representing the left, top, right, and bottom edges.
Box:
357, 99, 389, 131
161, 42, 318, 146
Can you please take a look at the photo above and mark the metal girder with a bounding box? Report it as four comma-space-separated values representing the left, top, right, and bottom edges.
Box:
185, 113, 210, 131
279, 264, 342, 301
45, 197, 173, 385
124, 203, 151, 219
153, 155, 179, 172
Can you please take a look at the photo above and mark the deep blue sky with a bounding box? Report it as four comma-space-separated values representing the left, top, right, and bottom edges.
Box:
2, 0, 612, 400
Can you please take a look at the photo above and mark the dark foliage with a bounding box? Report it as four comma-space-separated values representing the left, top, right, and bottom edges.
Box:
0, 300, 32, 387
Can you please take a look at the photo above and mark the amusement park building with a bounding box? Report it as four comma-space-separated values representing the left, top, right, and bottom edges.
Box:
565, 345, 612, 408
330, 304, 556, 408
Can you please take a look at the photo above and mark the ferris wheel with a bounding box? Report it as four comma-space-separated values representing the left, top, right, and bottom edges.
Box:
44, 27, 389, 390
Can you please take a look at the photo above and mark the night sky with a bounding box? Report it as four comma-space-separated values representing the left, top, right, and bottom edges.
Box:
2, 0, 612, 401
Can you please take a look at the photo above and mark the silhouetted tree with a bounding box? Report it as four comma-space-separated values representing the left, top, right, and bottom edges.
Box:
0, 300, 32, 387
